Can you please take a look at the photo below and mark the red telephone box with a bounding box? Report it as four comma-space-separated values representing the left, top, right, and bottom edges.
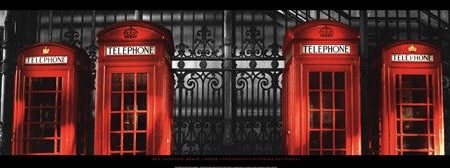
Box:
282, 20, 361, 155
94, 21, 173, 155
379, 41, 444, 155
12, 42, 92, 155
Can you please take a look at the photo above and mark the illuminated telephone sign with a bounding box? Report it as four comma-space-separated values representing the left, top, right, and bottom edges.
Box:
94, 21, 174, 155
12, 42, 92, 155
282, 20, 361, 155
378, 41, 444, 155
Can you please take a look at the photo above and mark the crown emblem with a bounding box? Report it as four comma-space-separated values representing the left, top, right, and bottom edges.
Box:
319, 26, 334, 37
408, 45, 417, 52
42, 46, 50, 54
124, 26, 138, 39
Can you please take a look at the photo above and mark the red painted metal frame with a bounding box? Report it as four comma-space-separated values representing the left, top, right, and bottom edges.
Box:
282, 20, 361, 155
12, 42, 91, 155
94, 21, 173, 155
379, 41, 444, 155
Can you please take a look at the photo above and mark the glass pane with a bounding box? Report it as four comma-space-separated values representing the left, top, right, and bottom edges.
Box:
403, 152, 428, 155
137, 113, 147, 130
25, 77, 30, 91
310, 150, 320, 155
334, 72, 345, 89
403, 136, 428, 149
310, 111, 320, 129
124, 73, 134, 91
322, 111, 332, 129
323, 150, 333, 155
29, 124, 55, 138
322, 92, 332, 109
403, 121, 428, 134
309, 92, 320, 109
110, 133, 121, 151
335, 131, 345, 148
323, 131, 333, 149
137, 73, 147, 91
309, 131, 320, 149
111, 113, 121, 131
111, 73, 122, 91
402, 106, 427, 118
136, 133, 146, 151
309, 72, 320, 89
335, 111, 345, 129
124, 93, 134, 111
335, 92, 345, 109
322, 72, 332, 89
137, 93, 147, 110
30, 93, 55, 106
111, 93, 121, 111
123, 113, 134, 130
402, 75, 426, 88
335, 150, 346, 155
402, 90, 427, 103
28, 108, 55, 122
123, 133, 134, 151
58, 78, 62, 91
28, 140, 54, 153
31, 77, 57, 91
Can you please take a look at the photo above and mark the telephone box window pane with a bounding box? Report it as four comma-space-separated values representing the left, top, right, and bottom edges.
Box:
111, 73, 122, 91
111, 93, 121, 111
137, 73, 147, 91
309, 72, 320, 89
31, 77, 57, 91
403, 152, 428, 155
323, 150, 333, 155
310, 112, 320, 129
322, 72, 332, 89
310, 151, 320, 155
58, 78, 62, 91
402, 106, 427, 118
335, 131, 345, 148
137, 113, 147, 130
403, 121, 428, 134
334, 72, 345, 90
335, 111, 345, 129
25, 77, 30, 91
322, 92, 332, 109
110, 133, 121, 151
429, 121, 434, 134
111, 113, 121, 131
123, 133, 134, 151
335, 92, 345, 109
123, 113, 134, 130
29, 124, 55, 138
137, 93, 147, 110
403, 136, 428, 149
124, 93, 134, 111
402, 75, 426, 88
309, 92, 320, 109
124, 73, 135, 91
136, 133, 146, 151
335, 150, 346, 155
309, 131, 320, 149
323, 131, 333, 149
28, 140, 54, 153
322, 111, 332, 129
29, 108, 55, 122
402, 90, 427, 103
31, 93, 55, 106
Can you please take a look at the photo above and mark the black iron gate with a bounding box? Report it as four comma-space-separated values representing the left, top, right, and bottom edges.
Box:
1, 10, 450, 155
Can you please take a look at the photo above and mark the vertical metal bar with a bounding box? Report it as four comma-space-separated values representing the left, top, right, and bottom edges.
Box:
134, 10, 142, 20
223, 10, 234, 152
359, 10, 369, 155
1, 10, 17, 155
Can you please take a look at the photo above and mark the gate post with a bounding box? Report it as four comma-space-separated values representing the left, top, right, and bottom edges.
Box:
359, 10, 370, 154
223, 10, 235, 153
0, 10, 17, 155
